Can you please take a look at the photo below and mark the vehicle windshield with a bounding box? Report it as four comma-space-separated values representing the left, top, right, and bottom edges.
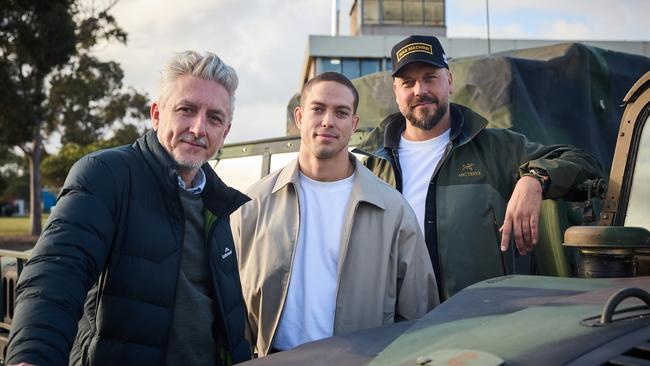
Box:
212, 155, 265, 192
624, 112, 650, 230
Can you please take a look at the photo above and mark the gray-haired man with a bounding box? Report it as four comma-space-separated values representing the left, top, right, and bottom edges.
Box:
6, 51, 251, 366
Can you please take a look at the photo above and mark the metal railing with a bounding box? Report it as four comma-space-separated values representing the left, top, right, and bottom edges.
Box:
0, 250, 31, 332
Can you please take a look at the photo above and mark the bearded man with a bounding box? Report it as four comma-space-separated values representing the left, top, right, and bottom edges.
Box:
356, 35, 604, 300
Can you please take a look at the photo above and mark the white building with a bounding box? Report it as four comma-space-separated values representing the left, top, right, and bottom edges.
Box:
299, 0, 650, 85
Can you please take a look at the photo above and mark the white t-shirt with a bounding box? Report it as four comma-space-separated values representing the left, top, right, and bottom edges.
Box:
273, 171, 355, 350
399, 129, 451, 233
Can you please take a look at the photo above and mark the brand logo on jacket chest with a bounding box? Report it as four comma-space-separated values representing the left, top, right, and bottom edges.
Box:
222, 247, 233, 259
458, 162, 482, 177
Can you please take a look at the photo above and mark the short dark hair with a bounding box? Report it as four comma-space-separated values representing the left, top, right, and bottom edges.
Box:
300, 72, 359, 114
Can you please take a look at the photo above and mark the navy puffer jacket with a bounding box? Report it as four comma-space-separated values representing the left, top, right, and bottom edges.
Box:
6, 131, 251, 365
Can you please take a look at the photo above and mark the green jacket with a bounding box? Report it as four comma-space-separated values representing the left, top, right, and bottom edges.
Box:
355, 103, 604, 299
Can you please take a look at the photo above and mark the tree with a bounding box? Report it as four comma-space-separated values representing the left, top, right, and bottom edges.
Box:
41, 124, 143, 188
0, 0, 148, 235
1, 173, 29, 207
0, 150, 28, 203
48, 57, 149, 146
41, 143, 93, 189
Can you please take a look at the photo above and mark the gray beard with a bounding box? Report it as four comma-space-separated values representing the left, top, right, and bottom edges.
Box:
176, 158, 206, 170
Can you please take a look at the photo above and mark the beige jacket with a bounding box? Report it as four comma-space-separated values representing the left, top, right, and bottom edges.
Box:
231, 155, 438, 357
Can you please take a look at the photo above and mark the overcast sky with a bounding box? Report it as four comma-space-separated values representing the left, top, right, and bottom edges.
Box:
93, 0, 650, 144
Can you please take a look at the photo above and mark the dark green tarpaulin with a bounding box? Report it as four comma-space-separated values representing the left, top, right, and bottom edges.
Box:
285, 42, 650, 277
287, 42, 650, 172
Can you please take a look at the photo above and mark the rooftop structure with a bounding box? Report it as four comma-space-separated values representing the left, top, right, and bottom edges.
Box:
299, 0, 650, 86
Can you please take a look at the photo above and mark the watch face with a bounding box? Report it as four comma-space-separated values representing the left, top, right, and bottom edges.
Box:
524, 169, 550, 195
530, 168, 548, 177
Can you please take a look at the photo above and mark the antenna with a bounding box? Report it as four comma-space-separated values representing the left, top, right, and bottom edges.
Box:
331, 0, 340, 36
486, 0, 492, 55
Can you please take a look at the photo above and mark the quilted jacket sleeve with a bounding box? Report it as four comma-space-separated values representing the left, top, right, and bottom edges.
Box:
6, 155, 120, 365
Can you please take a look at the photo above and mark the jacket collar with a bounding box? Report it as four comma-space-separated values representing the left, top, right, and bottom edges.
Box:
351, 157, 387, 210
272, 154, 386, 210
137, 130, 179, 195
355, 103, 489, 155
136, 130, 249, 217
202, 161, 250, 217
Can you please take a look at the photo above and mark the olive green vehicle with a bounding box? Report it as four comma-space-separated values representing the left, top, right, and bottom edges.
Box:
0, 44, 648, 365
226, 45, 650, 365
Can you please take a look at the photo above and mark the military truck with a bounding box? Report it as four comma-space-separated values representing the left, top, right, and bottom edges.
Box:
0, 44, 648, 364
217, 43, 650, 278
227, 45, 649, 365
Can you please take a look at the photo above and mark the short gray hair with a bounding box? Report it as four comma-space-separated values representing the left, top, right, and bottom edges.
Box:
157, 51, 238, 122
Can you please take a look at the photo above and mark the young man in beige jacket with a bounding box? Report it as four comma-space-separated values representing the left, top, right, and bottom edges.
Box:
231, 72, 438, 357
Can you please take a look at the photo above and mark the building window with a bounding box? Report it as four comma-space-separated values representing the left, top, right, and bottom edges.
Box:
361, 59, 381, 75
404, 0, 423, 25
316, 57, 386, 79
318, 58, 341, 75
383, 0, 403, 24
362, 0, 444, 26
424, 0, 444, 25
384, 58, 393, 72
342, 59, 361, 79
364, 0, 380, 23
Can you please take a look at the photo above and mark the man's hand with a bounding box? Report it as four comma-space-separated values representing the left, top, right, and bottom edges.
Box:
499, 176, 544, 255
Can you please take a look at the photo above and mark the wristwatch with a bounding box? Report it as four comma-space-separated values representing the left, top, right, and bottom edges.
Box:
523, 168, 550, 195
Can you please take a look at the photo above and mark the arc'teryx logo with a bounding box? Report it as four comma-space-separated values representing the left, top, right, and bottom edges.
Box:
221, 247, 233, 259
458, 162, 482, 177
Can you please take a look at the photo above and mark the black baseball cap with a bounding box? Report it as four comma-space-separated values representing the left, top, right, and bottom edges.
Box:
391, 35, 449, 77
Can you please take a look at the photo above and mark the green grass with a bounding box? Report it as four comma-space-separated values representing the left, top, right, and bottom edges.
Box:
0, 215, 49, 236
